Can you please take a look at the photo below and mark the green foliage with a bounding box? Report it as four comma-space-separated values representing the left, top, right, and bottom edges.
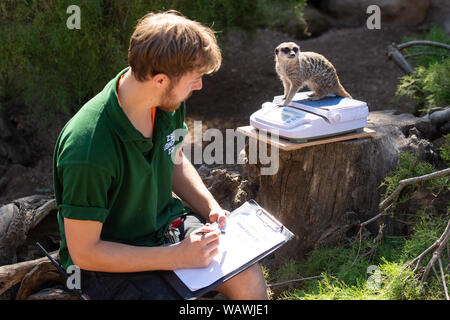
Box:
440, 134, 450, 166
402, 25, 450, 67
401, 208, 449, 262
268, 148, 450, 300
274, 206, 449, 300
0, 0, 304, 123
395, 26, 450, 113
276, 243, 426, 300
379, 151, 447, 205
1, 0, 129, 119
396, 58, 450, 113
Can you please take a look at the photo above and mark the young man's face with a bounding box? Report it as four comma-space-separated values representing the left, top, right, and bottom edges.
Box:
158, 70, 204, 111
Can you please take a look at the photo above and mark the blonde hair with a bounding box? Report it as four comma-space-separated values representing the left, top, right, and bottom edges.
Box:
128, 10, 222, 82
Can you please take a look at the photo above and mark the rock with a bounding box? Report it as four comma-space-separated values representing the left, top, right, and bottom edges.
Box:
415, 115, 441, 140
429, 107, 450, 135
441, 121, 450, 135
0, 112, 33, 167
315, 0, 430, 27
424, 0, 450, 34
301, 6, 331, 37
197, 165, 211, 179
198, 166, 256, 212
0, 112, 12, 140
368, 110, 437, 163
0, 164, 49, 203
429, 108, 450, 126
270, 5, 330, 39
381, 0, 430, 25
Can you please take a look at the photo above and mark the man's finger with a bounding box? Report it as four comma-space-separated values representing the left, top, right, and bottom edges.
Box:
202, 229, 220, 242
217, 213, 227, 229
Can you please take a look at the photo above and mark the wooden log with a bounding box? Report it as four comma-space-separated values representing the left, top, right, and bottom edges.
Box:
0, 196, 56, 265
0, 251, 57, 296
26, 287, 78, 300
16, 260, 62, 300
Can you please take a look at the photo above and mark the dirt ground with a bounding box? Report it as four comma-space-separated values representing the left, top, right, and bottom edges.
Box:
186, 25, 420, 129
0, 25, 422, 205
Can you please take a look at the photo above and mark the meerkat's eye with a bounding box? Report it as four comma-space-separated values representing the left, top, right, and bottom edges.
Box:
293, 47, 298, 53
282, 48, 290, 54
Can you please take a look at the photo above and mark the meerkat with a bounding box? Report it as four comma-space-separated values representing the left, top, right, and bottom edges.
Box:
275, 42, 352, 106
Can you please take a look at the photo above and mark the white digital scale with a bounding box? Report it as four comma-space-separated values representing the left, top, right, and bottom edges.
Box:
250, 91, 369, 142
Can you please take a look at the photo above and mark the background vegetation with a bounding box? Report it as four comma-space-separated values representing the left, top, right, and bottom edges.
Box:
267, 136, 450, 300
396, 26, 450, 114
0, 0, 305, 124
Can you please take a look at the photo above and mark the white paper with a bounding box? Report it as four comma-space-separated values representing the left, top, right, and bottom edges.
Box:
174, 202, 285, 291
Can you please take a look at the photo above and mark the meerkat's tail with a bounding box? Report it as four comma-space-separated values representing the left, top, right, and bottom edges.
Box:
334, 84, 352, 99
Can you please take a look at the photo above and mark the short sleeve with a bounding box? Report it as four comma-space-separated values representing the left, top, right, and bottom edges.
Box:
57, 163, 112, 223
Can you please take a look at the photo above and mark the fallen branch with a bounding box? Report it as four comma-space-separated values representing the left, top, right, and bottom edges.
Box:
360, 168, 450, 229
27, 286, 78, 300
16, 260, 62, 300
267, 275, 325, 288
438, 258, 449, 300
420, 220, 450, 284
404, 219, 450, 300
0, 251, 57, 296
379, 168, 450, 213
357, 168, 450, 299
0, 196, 56, 265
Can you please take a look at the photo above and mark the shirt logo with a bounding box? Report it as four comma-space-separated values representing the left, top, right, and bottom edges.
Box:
164, 133, 175, 155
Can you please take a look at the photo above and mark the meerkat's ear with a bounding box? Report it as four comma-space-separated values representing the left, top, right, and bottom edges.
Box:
275, 48, 279, 55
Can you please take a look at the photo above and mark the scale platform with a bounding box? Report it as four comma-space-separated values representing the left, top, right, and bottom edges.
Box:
243, 91, 375, 150
237, 125, 375, 151
250, 91, 370, 142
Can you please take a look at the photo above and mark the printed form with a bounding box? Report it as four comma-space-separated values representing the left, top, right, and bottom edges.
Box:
174, 202, 286, 291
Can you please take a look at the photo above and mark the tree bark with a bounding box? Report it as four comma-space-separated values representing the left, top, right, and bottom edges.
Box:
0, 251, 57, 296
16, 260, 63, 300
242, 110, 435, 264
0, 195, 56, 265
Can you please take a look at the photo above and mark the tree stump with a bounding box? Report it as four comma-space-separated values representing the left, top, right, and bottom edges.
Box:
241, 110, 436, 265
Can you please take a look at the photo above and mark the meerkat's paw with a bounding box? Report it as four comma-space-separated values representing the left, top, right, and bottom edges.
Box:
307, 92, 326, 101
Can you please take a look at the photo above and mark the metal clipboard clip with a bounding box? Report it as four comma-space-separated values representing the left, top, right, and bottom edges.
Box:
255, 208, 284, 233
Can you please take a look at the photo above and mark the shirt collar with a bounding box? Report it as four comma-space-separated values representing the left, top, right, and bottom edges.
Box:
105, 67, 184, 147
105, 67, 153, 143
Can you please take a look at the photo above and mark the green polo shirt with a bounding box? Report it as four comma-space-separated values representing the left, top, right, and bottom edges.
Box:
53, 67, 190, 270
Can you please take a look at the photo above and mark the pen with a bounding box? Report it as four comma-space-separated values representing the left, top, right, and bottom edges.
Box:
195, 229, 226, 235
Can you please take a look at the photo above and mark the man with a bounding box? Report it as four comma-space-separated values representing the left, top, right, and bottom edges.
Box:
53, 10, 268, 300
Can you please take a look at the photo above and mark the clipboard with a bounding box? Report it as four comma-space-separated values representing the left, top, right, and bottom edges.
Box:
160, 200, 294, 300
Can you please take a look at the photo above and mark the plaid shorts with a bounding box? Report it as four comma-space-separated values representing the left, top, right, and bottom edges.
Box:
80, 213, 206, 300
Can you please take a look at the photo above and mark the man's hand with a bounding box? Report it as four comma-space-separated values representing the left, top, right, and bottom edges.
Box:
173, 225, 221, 269
208, 207, 229, 229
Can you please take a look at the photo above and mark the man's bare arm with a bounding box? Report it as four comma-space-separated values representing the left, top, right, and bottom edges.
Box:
64, 218, 220, 272
172, 148, 223, 222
